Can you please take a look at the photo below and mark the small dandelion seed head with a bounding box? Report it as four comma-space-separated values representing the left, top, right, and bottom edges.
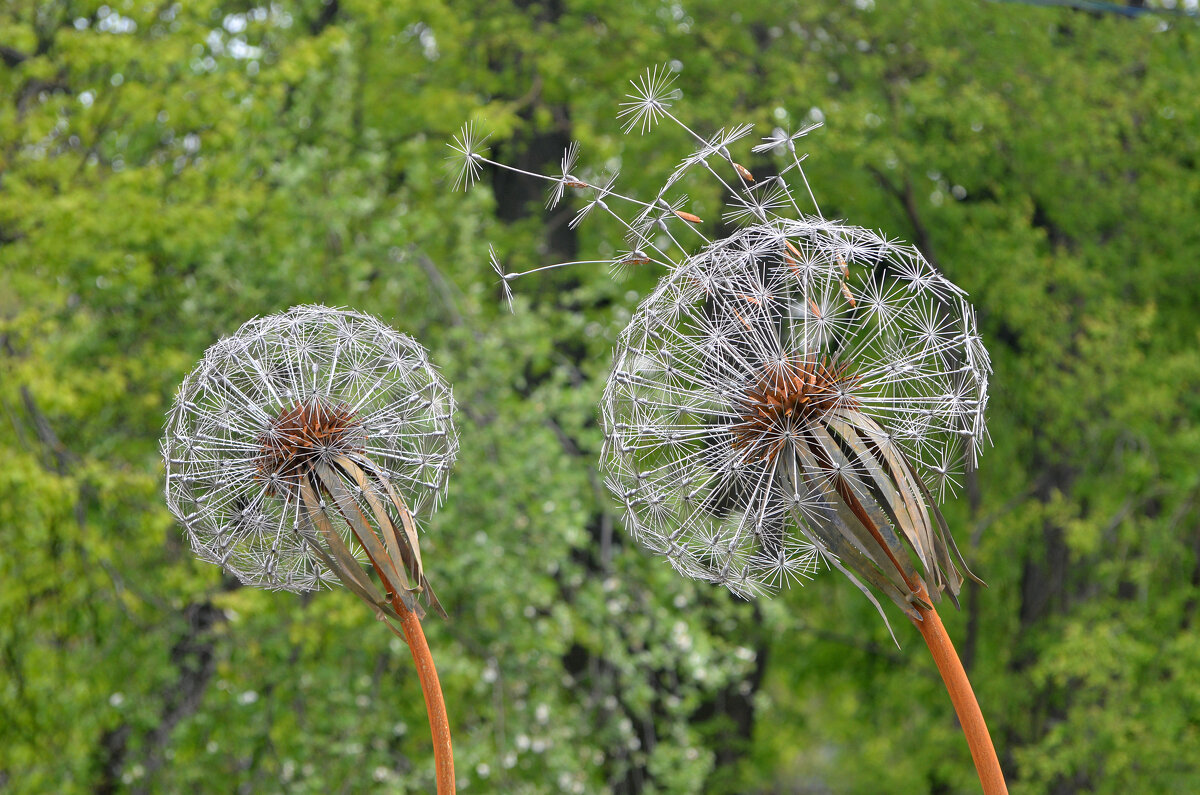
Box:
696, 123, 755, 163
546, 141, 583, 210
724, 179, 791, 227
162, 305, 458, 593
752, 121, 824, 155
561, 140, 581, 175
570, 171, 619, 229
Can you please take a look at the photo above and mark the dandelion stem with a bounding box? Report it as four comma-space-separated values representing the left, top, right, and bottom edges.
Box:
911, 590, 1008, 795
324, 473, 455, 795
357, 546, 457, 793
339, 507, 455, 794
837, 480, 1006, 793
394, 593, 457, 794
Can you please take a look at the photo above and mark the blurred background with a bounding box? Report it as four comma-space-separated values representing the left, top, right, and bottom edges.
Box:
2, 1, 1199, 792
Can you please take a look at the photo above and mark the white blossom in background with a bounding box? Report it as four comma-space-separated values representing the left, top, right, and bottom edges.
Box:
162, 305, 457, 594
453, 66, 991, 626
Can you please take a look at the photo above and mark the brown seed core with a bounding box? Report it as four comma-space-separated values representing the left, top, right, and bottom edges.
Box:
257, 398, 365, 493
731, 356, 858, 462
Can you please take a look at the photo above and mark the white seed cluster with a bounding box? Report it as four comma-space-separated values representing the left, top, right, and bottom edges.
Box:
162, 305, 457, 592
602, 219, 989, 598
454, 65, 991, 603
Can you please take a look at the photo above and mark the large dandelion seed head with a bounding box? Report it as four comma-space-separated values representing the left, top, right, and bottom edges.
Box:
601, 219, 989, 598
162, 305, 458, 593
459, 65, 991, 613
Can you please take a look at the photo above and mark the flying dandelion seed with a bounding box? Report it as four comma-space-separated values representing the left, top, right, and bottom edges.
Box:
488, 246, 515, 313
752, 121, 824, 155
547, 141, 582, 210
448, 121, 490, 191
570, 171, 620, 230
617, 63, 682, 134
723, 178, 792, 226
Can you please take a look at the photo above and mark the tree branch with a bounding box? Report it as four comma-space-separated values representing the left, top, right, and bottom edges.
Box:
866, 164, 942, 270
133, 601, 225, 793
0, 44, 30, 68
988, 0, 1199, 18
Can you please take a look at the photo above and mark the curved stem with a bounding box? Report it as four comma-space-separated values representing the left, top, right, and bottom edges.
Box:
393, 596, 456, 794
831, 476, 1007, 793
303, 468, 455, 791
911, 587, 1007, 795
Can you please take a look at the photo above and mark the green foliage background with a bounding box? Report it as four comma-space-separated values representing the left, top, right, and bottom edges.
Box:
2, 1, 1199, 792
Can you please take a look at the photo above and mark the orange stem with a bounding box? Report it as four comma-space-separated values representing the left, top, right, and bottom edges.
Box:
911, 586, 1007, 795
314, 470, 455, 792
356, 545, 456, 794
834, 482, 1006, 793
392, 596, 456, 794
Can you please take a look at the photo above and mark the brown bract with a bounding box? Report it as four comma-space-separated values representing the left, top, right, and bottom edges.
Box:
257, 399, 366, 494
731, 357, 859, 463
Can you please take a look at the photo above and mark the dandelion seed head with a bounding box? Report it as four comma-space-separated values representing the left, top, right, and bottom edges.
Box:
547, 141, 582, 210
570, 171, 619, 230
752, 121, 823, 155
163, 305, 458, 592
601, 219, 989, 598
458, 66, 991, 611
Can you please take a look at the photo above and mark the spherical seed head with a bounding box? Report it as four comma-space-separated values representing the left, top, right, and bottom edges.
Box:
601, 218, 990, 598
162, 305, 458, 592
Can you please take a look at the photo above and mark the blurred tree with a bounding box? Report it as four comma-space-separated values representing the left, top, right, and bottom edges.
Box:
1, 1, 1198, 793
